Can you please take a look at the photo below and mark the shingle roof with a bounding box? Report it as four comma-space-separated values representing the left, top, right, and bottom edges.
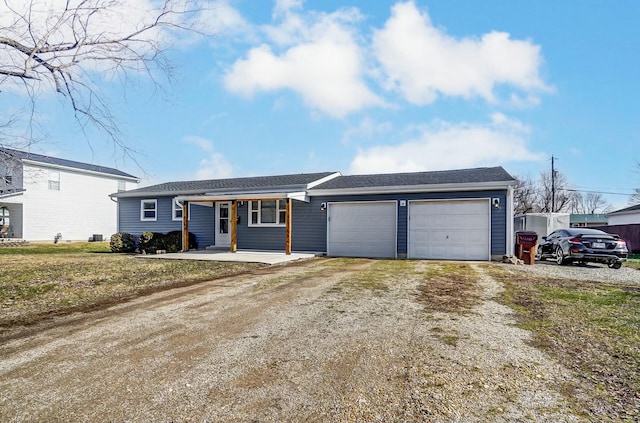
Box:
117, 172, 339, 197
1, 147, 138, 180
608, 203, 640, 215
312, 166, 515, 190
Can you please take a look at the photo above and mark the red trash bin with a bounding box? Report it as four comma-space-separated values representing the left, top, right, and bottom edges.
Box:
515, 231, 538, 265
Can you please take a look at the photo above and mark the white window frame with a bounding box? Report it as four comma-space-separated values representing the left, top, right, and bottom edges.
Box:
117, 180, 126, 192
172, 198, 191, 221
140, 199, 158, 221
248, 200, 287, 227
48, 170, 60, 191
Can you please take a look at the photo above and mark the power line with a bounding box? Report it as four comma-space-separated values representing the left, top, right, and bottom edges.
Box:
562, 188, 634, 196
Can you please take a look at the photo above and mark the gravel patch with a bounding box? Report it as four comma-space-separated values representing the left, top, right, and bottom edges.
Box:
499, 260, 640, 284
0, 259, 587, 422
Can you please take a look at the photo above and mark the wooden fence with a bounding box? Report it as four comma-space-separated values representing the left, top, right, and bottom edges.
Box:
594, 224, 640, 254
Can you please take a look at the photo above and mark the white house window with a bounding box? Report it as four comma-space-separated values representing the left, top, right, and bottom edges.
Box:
48, 170, 60, 191
249, 200, 287, 226
172, 198, 191, 221
140, 199, 157, 221
0, 206, 9, 227
117, 181, 126, 192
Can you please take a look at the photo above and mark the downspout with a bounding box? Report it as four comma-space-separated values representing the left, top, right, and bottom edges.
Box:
507, 184, 515, 256
109, 195, 119, 233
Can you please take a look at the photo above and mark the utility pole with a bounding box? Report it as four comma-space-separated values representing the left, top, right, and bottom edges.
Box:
551, 156, 556, 213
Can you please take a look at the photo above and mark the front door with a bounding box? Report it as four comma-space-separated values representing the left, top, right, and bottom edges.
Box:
215, 202, 231, 247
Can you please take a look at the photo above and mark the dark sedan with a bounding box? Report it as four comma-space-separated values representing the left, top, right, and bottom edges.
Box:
536, 228, 628, 269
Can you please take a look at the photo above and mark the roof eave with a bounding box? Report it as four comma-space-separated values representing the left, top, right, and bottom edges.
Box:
111, 184, 314, 199
306, 172, 341, 188
308, 180, 516, 196
608, 210, 640, 217
176, 191, 309, 203
22, 159, 139, 182
111, 188, 207, 198
0, 190, 25, 200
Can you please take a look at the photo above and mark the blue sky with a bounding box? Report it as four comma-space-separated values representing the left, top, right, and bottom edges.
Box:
3, 0, 639, 210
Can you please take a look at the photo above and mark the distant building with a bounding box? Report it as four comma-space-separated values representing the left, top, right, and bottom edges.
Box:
570, 213, 608, 228
0, 148, 138, 241
607, 204, 640, 225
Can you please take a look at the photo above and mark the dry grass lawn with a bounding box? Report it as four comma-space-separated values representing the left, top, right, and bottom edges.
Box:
0, 243, 263, 333
1, 244, 638, 421
489, 266, 640, 421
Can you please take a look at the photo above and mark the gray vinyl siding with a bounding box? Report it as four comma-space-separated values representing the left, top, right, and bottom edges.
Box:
117, 197, 215, 248
188, 204, 215, 248
117, 190, 509, 256
304, 190, 508, 256
292, 199, 328, 252
235, 202, 281, 250
233, 200, 324, 252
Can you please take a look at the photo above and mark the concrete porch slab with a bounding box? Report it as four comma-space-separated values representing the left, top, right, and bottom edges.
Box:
135, 250, 319, 265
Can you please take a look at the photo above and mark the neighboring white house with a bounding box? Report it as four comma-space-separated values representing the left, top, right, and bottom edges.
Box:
0, 148, 138, 241
607, 204, 640, 225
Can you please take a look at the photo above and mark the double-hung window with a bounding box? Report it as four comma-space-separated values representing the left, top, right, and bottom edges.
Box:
140, 199, 157, 221
172, 198, 191, 221
48, 170, 60, 191
249, 200, 287, 226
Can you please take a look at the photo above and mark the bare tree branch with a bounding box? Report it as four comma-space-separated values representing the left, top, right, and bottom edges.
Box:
513, 169, 612, 214
0, 0, 210, 162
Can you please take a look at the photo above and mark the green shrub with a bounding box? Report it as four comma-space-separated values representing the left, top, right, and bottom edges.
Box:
166, 230, 198, 252
110, 232, 136, 253
139, 231, 164, 254
139, 231, 198, 253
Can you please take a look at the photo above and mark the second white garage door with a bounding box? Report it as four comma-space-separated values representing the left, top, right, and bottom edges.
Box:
408, 199, 490, 260
327, 202, 397, 258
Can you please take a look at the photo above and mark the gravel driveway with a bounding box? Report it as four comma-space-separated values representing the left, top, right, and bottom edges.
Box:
0, 258, 616, 422
505, 259, 640, 284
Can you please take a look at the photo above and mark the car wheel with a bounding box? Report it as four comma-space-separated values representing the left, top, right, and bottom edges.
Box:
608, 262, 622, 269
555, 246, 565, 265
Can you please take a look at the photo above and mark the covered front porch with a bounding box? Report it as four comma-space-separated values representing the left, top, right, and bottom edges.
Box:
176, 190, 309, 255
0, 192, 23, 239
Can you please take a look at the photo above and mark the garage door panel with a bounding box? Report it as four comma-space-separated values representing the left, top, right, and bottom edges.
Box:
328, 202, 396, 258
409, 200, 490, 260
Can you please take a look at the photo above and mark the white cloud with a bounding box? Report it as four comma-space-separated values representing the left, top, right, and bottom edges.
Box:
372, 1, 550, 105
272, 0, 304, 19
183, 136, 233, 179
192, 0, 254, 39
349, 114, 545, 174
341, 117, 392, 144
224, 7, 383, 118
195, 153, 234, 179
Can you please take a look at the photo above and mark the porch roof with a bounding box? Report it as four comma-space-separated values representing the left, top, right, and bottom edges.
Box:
0, 190, 24, 203
175, 190, 309, 203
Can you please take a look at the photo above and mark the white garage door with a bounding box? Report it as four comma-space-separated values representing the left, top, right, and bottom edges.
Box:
408, 200, 490, 260
327, 202, 397, 258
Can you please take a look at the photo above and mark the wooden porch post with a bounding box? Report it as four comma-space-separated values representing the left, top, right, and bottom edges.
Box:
285, 197, 292, 255
231, 200, 237, 253
182, 200, 189, 252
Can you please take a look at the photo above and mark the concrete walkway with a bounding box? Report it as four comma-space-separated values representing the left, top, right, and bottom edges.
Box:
136, 249, 319, 265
